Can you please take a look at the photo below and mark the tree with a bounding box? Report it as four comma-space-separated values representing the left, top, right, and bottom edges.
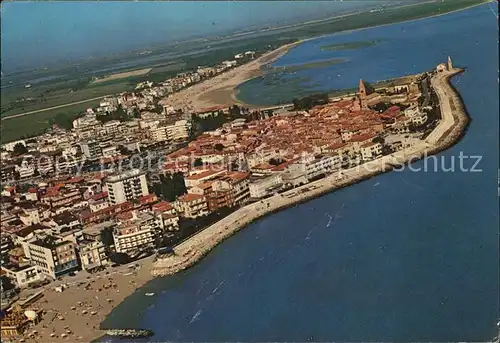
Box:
269, 158, 284, 166
118, 145, 132, 156
214, 143, 224, 151
193, 158, 203, 167
109, 252, 131, 265
12, 143, 28, 156
100, 227, 115, 247
153, 172, 187, 202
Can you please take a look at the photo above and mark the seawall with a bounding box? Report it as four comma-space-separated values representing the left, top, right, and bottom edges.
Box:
151, 68, 470, 277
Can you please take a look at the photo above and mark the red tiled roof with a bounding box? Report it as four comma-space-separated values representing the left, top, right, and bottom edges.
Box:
90, 192, 108, 201
177, 193, 204, 202
152, 201, 174, 212
350, 134, 374, 142
185, 170, 222, 180
138, 194, 157, 204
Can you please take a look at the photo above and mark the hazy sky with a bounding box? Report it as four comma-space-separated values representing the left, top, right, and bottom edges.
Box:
1, 1, 395, 72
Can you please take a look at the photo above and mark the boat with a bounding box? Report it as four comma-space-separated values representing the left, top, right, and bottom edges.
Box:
145, 292, 155, 296
106, 329, 154, 338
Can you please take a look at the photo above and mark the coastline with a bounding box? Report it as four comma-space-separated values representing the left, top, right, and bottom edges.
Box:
182, 1, 489, 110
18, 69, 470, 343
19, 70, 470, 343
165, 40, 299, 111
151, 68, 470, 278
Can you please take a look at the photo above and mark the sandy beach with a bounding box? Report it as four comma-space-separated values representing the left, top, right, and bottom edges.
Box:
165, 41, 299, 112
162, 1, 488, 113
18, 258, 155, 343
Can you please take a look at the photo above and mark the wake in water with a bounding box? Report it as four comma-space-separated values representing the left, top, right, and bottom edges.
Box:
189, 309, 203, 324
488, 0, 498, 19
212, 280, 225, 295
326, 213, 333, 227
305, 229, 313, 240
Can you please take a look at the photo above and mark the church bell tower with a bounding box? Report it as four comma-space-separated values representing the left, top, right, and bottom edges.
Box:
358, 79, 368, 110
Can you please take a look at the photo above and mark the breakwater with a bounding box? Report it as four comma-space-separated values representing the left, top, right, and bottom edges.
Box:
152, 68, 469, 277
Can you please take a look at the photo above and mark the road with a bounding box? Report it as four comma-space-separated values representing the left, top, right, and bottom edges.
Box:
1, 95, 111, 121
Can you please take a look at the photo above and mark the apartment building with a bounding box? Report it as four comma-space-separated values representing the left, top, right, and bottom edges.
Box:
249, 173, 283, 199
78, 241, 109, 271
23, 235, 79, 279
212, 172, 250, 206
41, 189, 82, 209
360, 142, 383, 161
0, 263, 42, 288
80, 140, 102, 160
105, 169, 149, 205
152, 201, 180, 231
174, 194, 209, 218
113, 213, 159, 255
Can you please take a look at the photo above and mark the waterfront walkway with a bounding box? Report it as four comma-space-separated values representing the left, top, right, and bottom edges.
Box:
152, 68, 467, 277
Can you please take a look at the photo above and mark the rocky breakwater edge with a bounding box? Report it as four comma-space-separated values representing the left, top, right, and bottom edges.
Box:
152, 68, 470, 277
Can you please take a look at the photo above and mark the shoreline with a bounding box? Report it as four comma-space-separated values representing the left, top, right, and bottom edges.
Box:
158, 1, 490, 111
151, 68, 470, 278
222, 1, 490, 108
17, 68, 470, 343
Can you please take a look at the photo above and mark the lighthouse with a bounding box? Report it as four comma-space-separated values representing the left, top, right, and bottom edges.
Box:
447, 56, 453, 71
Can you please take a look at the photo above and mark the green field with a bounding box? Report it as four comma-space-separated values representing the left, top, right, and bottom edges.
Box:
1, 100, 103, 143
0, 0, 487, 143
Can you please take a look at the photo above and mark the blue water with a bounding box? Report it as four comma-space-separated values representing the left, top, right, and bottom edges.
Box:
101, 4, 499, 342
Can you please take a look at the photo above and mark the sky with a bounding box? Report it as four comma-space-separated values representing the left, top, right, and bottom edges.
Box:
1, 1, 401, 73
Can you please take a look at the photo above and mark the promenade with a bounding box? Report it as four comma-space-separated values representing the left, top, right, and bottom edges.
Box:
152, 68, 468, 276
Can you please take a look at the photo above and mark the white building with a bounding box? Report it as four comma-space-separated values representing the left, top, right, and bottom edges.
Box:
361, 142, 383, 160
174, 194, 209, 218
297, 155, 341, 181
106, 169, 149, 205
113, 213, 159, 255
249, 174, 283, 199
0, 263, 43, 288
78, 241, 109, 271
22, 235, 79, 279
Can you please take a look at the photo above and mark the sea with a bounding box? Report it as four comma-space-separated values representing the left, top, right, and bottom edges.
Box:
100, 4, 499, 342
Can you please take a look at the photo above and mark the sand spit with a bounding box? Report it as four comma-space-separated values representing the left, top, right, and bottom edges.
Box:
165, 41, 299, 111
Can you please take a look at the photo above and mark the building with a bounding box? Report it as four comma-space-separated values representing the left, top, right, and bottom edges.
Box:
212, 172, 250, 206
23, 235, 79, 279
80, 140, 102, 160
0, 263, 42, 288
249, 174, 283, 199
360, 142, 383, 160
113, 212, 159, 255
152, 202, 180, 231
174, 194, 209, 218
290, 155, 341, 181
184, 170, 225, 188
106, 169, 149, 205
78, 241, 109, 271
1, 164, 16, 183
